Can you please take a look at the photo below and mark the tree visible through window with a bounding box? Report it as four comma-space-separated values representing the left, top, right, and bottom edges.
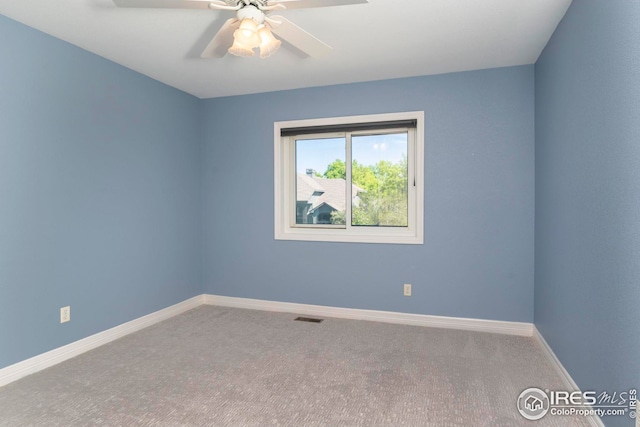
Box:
275, 112, 424, 244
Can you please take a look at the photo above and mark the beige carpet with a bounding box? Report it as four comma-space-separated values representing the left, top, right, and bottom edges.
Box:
0, 306, 590, 426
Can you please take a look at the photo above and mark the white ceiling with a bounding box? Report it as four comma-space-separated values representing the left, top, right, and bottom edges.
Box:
0, 0, 571, 99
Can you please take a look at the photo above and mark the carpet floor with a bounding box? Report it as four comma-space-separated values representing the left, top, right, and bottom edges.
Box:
0, 306, 591, 426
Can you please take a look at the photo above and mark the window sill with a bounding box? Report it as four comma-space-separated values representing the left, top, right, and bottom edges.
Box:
275, 227, 423, 245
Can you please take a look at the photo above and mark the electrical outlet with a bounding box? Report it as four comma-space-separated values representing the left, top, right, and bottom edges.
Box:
403, 284, 412, 297
60, 306, 70, 323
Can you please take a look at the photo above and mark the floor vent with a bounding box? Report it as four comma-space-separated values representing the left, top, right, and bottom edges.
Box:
295, 316, 324, 323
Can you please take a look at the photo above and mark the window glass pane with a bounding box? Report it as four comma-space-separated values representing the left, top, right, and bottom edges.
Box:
295, 137, 346, 226
351, 133, 408, 227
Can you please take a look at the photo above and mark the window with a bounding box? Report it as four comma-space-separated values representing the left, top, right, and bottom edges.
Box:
274, 112, 424, 244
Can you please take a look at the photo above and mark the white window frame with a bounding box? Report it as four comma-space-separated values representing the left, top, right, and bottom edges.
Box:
274, 111, 424, 245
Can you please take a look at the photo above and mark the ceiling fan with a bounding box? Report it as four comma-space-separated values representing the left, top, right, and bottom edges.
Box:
112, 0, 368, 59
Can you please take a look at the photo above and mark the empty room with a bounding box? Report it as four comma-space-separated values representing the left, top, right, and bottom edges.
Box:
0, 0, 638, 426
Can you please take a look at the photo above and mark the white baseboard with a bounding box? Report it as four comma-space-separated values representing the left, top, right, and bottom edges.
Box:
0, 295, 203, 388
0, 293, 608, 427
0, 293, 544, 391
534, 327, 605, 427
203, 294, 534, 336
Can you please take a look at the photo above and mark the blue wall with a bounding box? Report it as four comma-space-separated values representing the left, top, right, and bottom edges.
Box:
535, 1, 640, 426
0, 16, 203, 369
4, 7, 635, 423
202, 66, 535, 323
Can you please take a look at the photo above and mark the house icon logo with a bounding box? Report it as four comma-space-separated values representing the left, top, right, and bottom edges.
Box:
525, 395, 544, 411
518, 388, 550, 420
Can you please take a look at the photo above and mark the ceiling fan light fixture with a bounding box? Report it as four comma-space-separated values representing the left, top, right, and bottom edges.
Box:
234, 17, 261, 48
228, 38, 255, 57
258, 26, 281, 58
113, 0, 359, 60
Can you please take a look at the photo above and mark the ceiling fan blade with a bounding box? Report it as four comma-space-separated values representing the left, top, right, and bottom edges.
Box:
269, 15, 331, 57
201, 18, 239, 58
112, 0, 214, 9
271, 0, 368, 10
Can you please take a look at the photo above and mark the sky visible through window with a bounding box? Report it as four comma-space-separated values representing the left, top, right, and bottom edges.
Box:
296, 133, 407, 175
